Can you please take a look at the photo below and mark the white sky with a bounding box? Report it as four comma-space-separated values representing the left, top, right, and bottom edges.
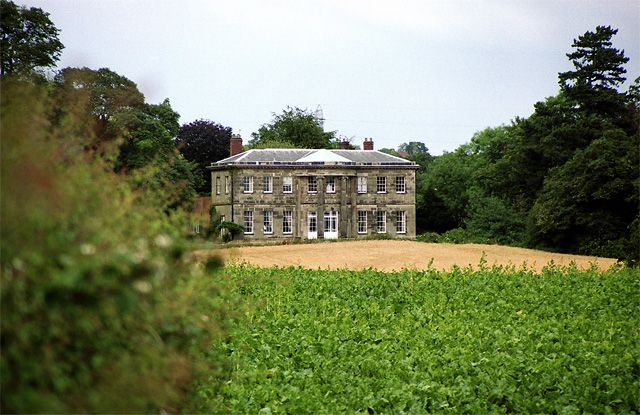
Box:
25, 0, 640, 154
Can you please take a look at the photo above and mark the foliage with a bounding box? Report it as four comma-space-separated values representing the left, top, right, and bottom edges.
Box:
201, 265, 639, 414
0, 0, 63, 76
558, 25, 630, 122
249, 106, 337, 149
217, 221, 245, 243
52, 67, 200, 208
0, 78, 233, 413
176, 119, 233, 194
529, 128, 639, 261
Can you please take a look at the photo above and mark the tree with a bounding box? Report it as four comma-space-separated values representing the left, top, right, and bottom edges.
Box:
0, 0, 63, 76
558, 25, 629, 121
249, 106, 336, 149
529, 128, 639, 260
175, 120, 233, 194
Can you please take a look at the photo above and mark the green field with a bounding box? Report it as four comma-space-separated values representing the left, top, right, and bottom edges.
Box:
198, 265, 639, 414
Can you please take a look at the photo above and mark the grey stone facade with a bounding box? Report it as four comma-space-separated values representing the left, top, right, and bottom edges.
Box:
209, 149, 418, 241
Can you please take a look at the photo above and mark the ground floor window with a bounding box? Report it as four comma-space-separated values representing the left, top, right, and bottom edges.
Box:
357, 210, 367, 234
263, 210, 273, 234
308, 212, 317, 232
243, 210, 253, 234
396, 211, 406, 234
283, 210, 293, 234
376, 210, 386, 233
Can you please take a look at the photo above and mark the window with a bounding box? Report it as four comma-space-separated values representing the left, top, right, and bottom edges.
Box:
308, 212, 317, 232
326, 176, 335, 193
376, 210, 386, 233
263, 176, 273, 193
308, 176, 317, 193
242, 176, 253, 193
283, 210, 293, 234
225, 176, 230, 194
396, 211, 406, 234
377, 176, 387, 193
357, 176, 367, 193
357, 210, 367, 234
283, 176, 293, 193
263, 210, 273, 234
396, 176, 406, 193
243, 210, 253, 234
215, 176, 221, 195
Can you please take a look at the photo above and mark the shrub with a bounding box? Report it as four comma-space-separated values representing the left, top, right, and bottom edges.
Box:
0, 78, 232, 412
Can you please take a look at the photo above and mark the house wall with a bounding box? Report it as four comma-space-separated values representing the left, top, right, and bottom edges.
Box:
210, 166, 416, 240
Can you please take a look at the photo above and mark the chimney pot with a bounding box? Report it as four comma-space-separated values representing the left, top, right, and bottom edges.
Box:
363, 137, 374, 151
340, 140, 350, 150
230, 134, 243, 156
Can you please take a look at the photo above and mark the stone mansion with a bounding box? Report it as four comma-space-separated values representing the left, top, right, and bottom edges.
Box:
209, 136, 418, 240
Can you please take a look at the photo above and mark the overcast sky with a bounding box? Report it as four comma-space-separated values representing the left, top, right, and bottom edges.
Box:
25, 0, 640, 154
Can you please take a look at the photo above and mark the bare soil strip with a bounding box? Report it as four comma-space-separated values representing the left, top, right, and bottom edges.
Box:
192, 240, 617, 272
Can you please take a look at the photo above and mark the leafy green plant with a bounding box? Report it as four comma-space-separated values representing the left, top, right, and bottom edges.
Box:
200, 264, 639, 414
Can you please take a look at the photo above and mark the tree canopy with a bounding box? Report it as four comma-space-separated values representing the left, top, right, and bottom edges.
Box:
175, 119, 233, 194
0, 0, 63, 76
249, 106, 337, 149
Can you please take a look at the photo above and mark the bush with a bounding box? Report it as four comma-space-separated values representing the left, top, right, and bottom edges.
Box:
0, 78, 233, 412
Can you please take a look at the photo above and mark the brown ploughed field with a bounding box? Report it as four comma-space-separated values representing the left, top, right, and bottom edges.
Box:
193, 240, 617, 272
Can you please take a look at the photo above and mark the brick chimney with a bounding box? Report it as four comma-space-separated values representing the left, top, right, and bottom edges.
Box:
363, 137, 374, 151
229, 134, 243, 156
340, 140, 350, 150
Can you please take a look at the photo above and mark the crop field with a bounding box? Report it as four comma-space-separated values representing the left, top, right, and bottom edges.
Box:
195, 240, 617, 272
198, 265, 639, 414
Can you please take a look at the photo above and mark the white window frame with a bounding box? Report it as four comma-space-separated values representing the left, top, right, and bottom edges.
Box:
243, 210, 253, 234
376, 176, 387, 193
396, 211, 406, 234
282, 176, 293, 193
283, 210, 293, 234
308, 176, 317, 193
376, 210, 386, 233
325, 176, 335, 193
357, 210, 367, 234
215, 176, 221, 195
395, 176, 406, 193
357, 176, 367, 193
263, 176, 273, 193
242, 176, 253, 193
263, 210, 273, 234
225, 176, 230, 194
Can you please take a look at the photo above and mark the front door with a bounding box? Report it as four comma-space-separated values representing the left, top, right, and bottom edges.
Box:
323, 211, 338, 239
307, 212, 317, 239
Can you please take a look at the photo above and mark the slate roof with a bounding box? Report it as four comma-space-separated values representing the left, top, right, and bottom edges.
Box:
212, 149, 416, 168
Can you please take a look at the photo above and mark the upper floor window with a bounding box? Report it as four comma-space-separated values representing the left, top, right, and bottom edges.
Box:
396, 211, 406, 234
215, 176, 221, 195
242, 176, 253, 193
283, 176, 293, 193
357, 210, 367, 234
308, 176, 317, 193
376, 210, 386, 233
357, 176, 367, 193
326, 176, 335, 193
225, 176, 230, 194
263, 210, 273, 234
395, 176, 406, 193
377, 176, 387, 193
263, 176, 273, 193
243, 210, 253, 234
283, 210, 293, 234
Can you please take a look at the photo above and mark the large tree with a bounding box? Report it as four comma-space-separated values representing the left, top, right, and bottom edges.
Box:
175, 119, 233, 194
0, 0, 63, 76
558, 25, 630, 123
249, 106, 337, 149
